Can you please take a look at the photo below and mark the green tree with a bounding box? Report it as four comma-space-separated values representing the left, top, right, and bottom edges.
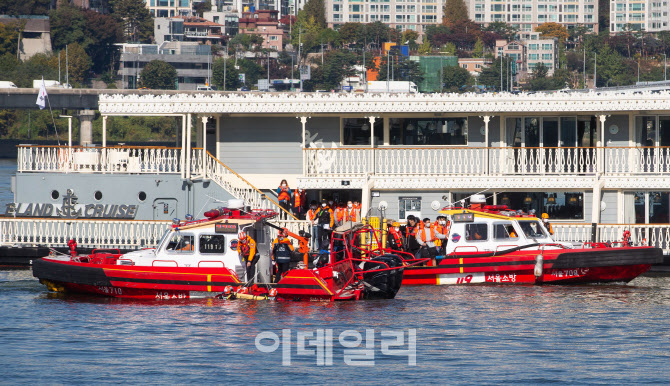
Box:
49, 43, 91, 85
212, 57, 240, 90
442, 65, 472, 92
443, 0, 469, 26
13, 53, 59, 88
478, 57, 511, 91
402, 30, 419, 51
311, 50, 357, 90
442, 42, 456, 55
0, 21, 20, 57
84, 10, 122, 73
535, 22, 569, 43
418, 37, 431, 55
140, 60, 177, 89
377, 56, 424, 84
338, 23, 362, 46
302, 0, 327, 29
230, 33, 265, 51
472, 38, 484, 58
236, 58, 264, 88
596, 44, 628, 86
49, 5, 87, 51
482, 22, 518, 41
194, 0, 212, 17
110, 0, 153, 43
0, 0, 52, 15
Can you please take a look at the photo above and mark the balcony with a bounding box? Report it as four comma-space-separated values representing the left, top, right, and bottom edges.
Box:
303, 146, 670, 177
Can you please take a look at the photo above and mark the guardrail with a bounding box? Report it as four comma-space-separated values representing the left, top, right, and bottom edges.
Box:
0, 218, 171, 249
17, 145, 184, 174
553, 223, 670, 252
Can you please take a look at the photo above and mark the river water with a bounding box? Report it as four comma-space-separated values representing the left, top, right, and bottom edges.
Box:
2, 159, 670, 383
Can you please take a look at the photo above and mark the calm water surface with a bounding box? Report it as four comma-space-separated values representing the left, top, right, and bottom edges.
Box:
1, 271, 670, 384
2, 159, 670, 383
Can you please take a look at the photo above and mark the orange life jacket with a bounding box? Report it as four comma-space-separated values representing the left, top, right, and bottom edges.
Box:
293, 191, 304, 208
434, 222, 449, 247
345, 207, 359, 222
418, 226, 437, 243
278, 186, 291, 202
335, 208, 345, 222
308, 208, 318, 221
388, 229, 403, 249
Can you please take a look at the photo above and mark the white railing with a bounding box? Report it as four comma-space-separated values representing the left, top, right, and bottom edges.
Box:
490, 147, 598, 175
606, 147, 670, 175
17, 145, 183, 174
204, 151, 297, 219
553, 223, 670, 252
304, 147, 599, 177
0, 218, 171, 249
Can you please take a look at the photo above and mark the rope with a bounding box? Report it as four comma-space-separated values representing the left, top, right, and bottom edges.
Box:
45, 93, 61, 146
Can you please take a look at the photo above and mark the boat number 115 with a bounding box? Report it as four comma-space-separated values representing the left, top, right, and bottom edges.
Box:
456, 275, 473, 284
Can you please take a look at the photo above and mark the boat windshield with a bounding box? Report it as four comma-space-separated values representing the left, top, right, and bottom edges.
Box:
518, 221, 547, 238
155, 229, 172, 253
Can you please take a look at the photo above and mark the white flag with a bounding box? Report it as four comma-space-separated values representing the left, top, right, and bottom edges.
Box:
36, 77, 47, 110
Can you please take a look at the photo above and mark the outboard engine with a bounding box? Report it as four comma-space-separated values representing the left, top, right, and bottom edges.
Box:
360, 254, 404, 299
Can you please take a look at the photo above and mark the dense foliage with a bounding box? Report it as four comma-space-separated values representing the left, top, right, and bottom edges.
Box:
139, 60, 177, 90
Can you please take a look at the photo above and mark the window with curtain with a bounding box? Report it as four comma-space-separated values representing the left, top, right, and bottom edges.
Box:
342, 118, 383, 145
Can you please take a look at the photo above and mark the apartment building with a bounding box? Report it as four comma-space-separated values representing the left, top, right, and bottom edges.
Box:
326, 0, 442, 36
145, 0, 194, 17
610, 0, 670, 32
465, 0, 598, 33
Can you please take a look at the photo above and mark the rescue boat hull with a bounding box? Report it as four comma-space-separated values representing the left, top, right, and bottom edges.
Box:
33, 257, 242, 299
402, 247, 662, 286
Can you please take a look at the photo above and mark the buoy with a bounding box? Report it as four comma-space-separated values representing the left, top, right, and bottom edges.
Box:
534, 254, 544, 278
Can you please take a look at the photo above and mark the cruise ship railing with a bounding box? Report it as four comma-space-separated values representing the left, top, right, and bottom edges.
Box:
553, 223, 670, 251
0, 218, 172, 249
17, 145, 183, 174
203, 151, 298, 220
605, 146, 670, 175
303, 147, 600, 176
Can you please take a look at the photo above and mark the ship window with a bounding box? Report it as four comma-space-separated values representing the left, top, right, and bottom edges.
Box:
390, 117, 468, 145
165, 234, 195, 253
51, 190, 59, 200
94, 191, 103, 201
200, 234, 226, 254
342, 118, 383, 146
518, 221, 546, 238
465, 223, 488, 241
493, 223, 518, 239
138, 191, 147, 202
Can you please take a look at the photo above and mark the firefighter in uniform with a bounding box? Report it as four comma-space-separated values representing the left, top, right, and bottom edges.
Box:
237, 231, 258, 284
387, 222, 405, 251
316, 200, 334, 250
405, 216, 420, 256
307, 201, 319, 251
272, 230, 294, 283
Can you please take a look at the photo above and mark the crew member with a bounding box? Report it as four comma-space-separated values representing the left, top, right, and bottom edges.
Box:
237, 231, 258, 284
405, 216, 420, 256
542, 213, 554, 235
346, 201, 360, 222
307, 201, 319, 251
292, 188, 306, 220
334, 202, 346, 227
316, 200, 334, 250
387, 222, 405, 251
416, 218, 446, 259
276, 179, 292, 219
434, 216, 449, 255
272, 230, 294, 283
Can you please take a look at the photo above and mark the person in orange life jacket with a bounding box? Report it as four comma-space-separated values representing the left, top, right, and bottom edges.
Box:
236, 231, 258, 284
276, 179, 292, 219
345, 201, 360, 222
292, 188, 306, 220
272, 230, 294, 283
405, 216, 420, 255
416, 218, 446, 259
316, 200, 334, 250
387, 221, 405, 251
542, 213, 554, 235
334, 202, 346, 227
434, 216, 450, 255
307, 201, 319, 251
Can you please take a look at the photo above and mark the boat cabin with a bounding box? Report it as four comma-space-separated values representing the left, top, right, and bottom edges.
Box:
440, 206, 557, 255
118, 209, 276, 282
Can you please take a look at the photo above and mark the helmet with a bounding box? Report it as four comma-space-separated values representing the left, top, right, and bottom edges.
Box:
238, 231, 247, 242
542, 213, 549, 219
392, 222, 400, 227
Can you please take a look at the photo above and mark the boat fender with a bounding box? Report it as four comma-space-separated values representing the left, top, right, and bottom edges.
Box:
534, 254, 544, 278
